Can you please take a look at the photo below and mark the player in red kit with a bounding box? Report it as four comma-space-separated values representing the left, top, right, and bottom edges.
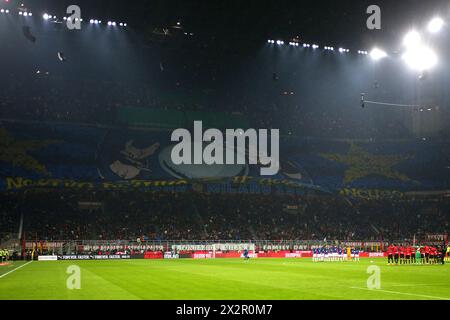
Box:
387, 244, 394, 265
399, 245, 405, 264
409, 245, 415, 264
405, 245, 411, 264
420, 246, 426, 264
430, 247, 437, 264
393, 244, 399, 265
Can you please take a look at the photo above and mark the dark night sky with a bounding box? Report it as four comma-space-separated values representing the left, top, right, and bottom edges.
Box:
8, 0, 450, 50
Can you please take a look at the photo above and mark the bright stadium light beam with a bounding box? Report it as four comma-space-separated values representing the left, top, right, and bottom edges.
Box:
403, 30, 421, 48
402, 46, 438, 71
370, 48, 387, 60
428, 17, 444, 33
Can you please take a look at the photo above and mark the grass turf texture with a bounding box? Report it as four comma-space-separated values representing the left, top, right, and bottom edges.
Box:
0, 258, 449, 300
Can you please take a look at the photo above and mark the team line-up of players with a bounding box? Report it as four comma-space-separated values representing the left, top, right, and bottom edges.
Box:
312, 247, 361, 262
386, 244, 446, 265
310, 245, 449, 264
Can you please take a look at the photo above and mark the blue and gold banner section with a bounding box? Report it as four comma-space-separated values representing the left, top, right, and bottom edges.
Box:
1, 176, 328, 196
3, 176, 449, 199
1, 121, 448, 193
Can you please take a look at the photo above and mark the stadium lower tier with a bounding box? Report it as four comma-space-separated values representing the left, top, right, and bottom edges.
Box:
0, 190, 448, 243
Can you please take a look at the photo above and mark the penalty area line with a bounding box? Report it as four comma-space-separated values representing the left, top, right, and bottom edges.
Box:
349, 286, 450, 300
0, 261, 33, 279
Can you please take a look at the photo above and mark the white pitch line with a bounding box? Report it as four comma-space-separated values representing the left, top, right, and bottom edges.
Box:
350, 286, 450, 300
0, 261, 33, 279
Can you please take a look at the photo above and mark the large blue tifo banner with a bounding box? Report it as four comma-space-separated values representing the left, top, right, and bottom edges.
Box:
0, 121, 449, 196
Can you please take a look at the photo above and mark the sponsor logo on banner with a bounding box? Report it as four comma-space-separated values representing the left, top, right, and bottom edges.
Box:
193, 253, 213, 259
58, 255, 130, 260
368, 252, 385, 257
38, 255, 58, 261
285, 253, 302, 258
164, 252, 179, 259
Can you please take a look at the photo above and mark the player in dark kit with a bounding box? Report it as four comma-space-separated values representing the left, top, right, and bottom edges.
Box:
243, 248, 250, 260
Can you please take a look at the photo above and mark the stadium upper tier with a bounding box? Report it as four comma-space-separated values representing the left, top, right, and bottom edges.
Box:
1, 14, 449, 139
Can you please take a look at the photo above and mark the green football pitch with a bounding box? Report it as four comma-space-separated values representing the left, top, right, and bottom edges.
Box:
0, 258, 449, 300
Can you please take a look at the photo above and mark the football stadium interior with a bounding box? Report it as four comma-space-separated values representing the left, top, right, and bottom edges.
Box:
0, 0, 449, 301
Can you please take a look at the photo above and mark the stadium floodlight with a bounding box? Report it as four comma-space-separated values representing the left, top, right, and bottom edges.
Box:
43, 13, 50, 20
0, 9, 4, 13
402, 46, 437, 71
28, 12, 32, 16
428, 17, 444, 33
370, 48, 387, 60
112, 22, 116, 26
403, 30, 421, 48
107, 21, 112, 26
19, 11, 22, 15
119, 22, 123, 26
5, 9, 9, 13
124, 23, 127, 27
312, 44, 319, 49
90, 19, 94, 23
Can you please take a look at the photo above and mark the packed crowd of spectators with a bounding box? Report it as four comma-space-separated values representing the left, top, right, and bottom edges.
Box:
1, 190, 447, 243
2, 73, 446, 140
